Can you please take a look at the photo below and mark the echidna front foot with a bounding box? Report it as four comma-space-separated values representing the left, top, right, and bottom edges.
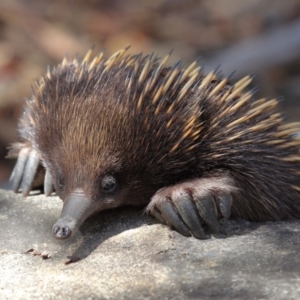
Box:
147, 176, 235, 239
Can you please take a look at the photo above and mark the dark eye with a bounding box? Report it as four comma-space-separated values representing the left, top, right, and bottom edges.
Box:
101, 175, 117, 193
57, 177, 64, 187
54, 170, 65, 191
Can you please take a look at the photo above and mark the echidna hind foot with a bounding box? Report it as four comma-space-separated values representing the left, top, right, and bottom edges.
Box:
9, 143, 48, 196
147, 175, 235, 239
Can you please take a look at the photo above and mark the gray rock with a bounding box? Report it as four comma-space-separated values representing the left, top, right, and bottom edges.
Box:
1, 189, 300, 300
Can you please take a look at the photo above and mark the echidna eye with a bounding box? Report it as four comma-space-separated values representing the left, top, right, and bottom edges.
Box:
101, 175, 117, 193
58, 177, 64, 187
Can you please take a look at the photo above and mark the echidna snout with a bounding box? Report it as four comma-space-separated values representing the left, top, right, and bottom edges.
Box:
52, 223, 72, 239
53, 189, 96, 239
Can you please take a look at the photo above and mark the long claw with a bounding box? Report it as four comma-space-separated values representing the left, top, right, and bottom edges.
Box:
157, 200, 191, 237
10, 147, 31, 193
44, 169, 54, 196
194, 195, 220, 234
218, 193, 233, 219
150, 206, 167, 224
20, 150, 40, 196
173, 192, 205, 239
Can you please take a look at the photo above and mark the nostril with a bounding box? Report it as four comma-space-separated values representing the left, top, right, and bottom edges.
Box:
52, 224, 72, 239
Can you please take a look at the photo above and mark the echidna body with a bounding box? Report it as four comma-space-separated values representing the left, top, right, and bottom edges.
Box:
9, 48, 300, 239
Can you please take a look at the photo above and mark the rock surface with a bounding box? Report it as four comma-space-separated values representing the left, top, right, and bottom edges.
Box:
1, 189, 300, 300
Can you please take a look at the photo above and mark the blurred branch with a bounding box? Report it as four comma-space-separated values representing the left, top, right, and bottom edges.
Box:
205, 19, 300, 78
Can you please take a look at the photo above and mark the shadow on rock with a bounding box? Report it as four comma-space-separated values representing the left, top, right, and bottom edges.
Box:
67, 206, 158, 261
67, 212, 265, 262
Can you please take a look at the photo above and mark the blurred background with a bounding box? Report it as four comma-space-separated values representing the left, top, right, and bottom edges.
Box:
0, 0, 300, 189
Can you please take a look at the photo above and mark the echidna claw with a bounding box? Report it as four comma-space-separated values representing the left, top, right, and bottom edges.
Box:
219, 193, 233, 219
10, 147, 31, 193
157, 200, 191, 237
44, 169, 54, 196
194, 195, 220, 234
172, 192, 205, 239
150, 206, 166, 225
20, 150, 40, 196
10, 147, 40, 196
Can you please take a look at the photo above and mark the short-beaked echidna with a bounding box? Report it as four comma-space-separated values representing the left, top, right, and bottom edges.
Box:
8, 48, 300, 240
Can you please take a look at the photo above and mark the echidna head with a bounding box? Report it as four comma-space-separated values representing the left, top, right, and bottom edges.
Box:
35, 90, 154, 239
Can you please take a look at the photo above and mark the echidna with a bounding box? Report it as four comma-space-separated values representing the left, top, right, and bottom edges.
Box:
8, 47, 300, 240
